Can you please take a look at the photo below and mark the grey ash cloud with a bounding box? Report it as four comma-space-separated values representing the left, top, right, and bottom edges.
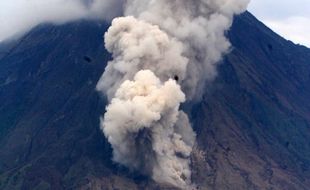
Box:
97, 0, 250, 188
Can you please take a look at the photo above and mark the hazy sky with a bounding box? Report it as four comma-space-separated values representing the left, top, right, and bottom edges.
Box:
0, 0, 309, 47
249, 0, 310, 47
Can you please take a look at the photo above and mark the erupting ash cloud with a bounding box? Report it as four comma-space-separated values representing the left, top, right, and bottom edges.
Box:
97, 0, 249, 188
102, 70, 195, 187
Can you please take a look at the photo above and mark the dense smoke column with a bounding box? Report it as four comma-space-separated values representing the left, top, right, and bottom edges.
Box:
96, 0, 249, 189
98, 17, 196, 188
102, 70, 195, 187
97, 16, 188, 100
124, 0, 250, 100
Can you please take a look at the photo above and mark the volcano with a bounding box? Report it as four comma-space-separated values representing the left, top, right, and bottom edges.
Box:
0, 12, 310, 190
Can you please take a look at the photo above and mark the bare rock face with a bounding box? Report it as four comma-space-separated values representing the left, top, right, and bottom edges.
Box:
1, 12, 310, 190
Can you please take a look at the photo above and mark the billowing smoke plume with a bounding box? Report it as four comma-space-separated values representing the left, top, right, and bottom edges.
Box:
103, 70, 195, 187
98, 16, 188, 100
97, 0, 249, 188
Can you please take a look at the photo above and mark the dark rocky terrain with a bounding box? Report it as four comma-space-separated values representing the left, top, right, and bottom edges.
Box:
0, 12, 310, 190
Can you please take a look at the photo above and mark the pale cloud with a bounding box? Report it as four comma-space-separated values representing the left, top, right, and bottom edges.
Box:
0, 0, 309, 48
0, 0, 123, 43
249, 0, 310, 19
265, 17, 310, 47
249, 0, 310, 47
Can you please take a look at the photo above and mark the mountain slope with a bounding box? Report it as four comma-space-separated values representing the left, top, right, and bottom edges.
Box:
0, 12, 310, 190
191, 12, 310, 190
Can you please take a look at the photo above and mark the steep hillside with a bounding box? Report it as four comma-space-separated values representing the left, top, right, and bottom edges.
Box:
0, 12, 310, 190
191, 12, 310, 190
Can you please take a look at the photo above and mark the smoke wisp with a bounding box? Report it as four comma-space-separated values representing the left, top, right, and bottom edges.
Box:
0, 0, 124, 43
97, 0, 249, 188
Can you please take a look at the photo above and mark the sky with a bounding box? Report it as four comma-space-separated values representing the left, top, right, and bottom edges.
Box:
0, 0, 309, 47
249, 0, 310, 47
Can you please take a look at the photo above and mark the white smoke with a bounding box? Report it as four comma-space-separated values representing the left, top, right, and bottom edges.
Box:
124, 0, 250, 100
97, 16, 188, 100
102, 70, 195, 187
0, 0, 124, 43
97, 0, 249, 189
